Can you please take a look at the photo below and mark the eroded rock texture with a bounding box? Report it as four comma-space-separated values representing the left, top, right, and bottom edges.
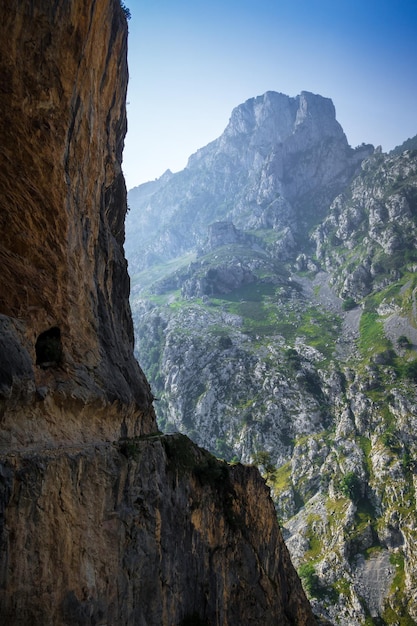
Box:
0, 1, 316, 624
0, 435, 316, 625
0, 0, 155, 446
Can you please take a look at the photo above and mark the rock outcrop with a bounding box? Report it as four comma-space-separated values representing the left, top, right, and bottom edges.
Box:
313, 148, 417, 300
0, 434, 316, 625
0, 1, 317, 625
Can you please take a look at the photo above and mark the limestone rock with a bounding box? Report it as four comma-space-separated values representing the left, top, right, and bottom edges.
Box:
0, 0, 155, 446
126, 91, 373, 271
126, 110, 417, 621
313, 149, 417, 300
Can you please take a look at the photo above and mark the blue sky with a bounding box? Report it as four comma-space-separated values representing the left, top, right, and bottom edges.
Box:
122, 0, 417, 189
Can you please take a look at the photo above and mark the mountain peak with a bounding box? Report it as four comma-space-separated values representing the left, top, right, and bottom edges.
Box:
127, 90, 373, 270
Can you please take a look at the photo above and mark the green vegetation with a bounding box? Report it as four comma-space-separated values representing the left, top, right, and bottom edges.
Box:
398, 334, 412, 349
359, 311, 392, 357
252, 450, 276, 481
163, 434, 233, 492
130, 252, 196, 294
298, 562, 321, 598
304, 515, 324, 560
363, 545, 384, 560
354, 497, 377, 532
194, 455, 230, 487
272, 461, 292, 493
126, 143, 417, 621
120, 2, 131, 20
163, 434, 197, 475
326, 498, 351, 529
343, 296, 358, 311
404, 359, 417, 382
119, 439, 141, 460
358, 436, 373, 478
333, 577, 351, 597
382, 553, 416, 625
339, 472, 362, 502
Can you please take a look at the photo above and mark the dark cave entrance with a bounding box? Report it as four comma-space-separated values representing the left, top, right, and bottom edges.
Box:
35, 327, 63, 368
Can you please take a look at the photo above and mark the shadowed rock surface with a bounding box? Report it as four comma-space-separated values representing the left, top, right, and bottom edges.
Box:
0, 0, 155, 447
0, 1, 317, 624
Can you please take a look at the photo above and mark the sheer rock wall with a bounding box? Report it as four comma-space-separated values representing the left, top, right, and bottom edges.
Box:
0, 0, 155, 446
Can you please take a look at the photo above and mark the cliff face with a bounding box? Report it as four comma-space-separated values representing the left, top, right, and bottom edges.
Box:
0, 1, 317, 624
0, 0, 155, 447
0, 435, 315, 625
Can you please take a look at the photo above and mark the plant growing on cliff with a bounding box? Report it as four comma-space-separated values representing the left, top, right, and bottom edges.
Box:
119, 438, 141, 460
342, 296, 357, 311
398, 334, 411, 349
252, 450, 276, 481
194, 456, 229, 487
298, 562, 321, 598
120, 2, 131, 19
404, 359, 417, 382
339, 471, 362, 503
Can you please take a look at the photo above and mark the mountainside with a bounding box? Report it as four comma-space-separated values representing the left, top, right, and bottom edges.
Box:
0, 3, 316, 625
126, 91, 372, 271
127, 94, 417, 624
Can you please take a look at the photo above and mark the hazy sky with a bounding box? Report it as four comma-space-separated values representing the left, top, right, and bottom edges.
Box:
122, 0, 417, 190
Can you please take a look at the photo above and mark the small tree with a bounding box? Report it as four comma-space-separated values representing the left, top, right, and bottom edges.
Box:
398, 334, 411, 349
252, 450, 276, 481
405, 360, 417, 382
343, 296, 357, 311
340, 471, 361, 503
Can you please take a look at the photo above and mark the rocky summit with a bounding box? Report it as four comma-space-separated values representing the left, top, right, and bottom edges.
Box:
127, 89, 417, 624
0, 2, 318, 625
125, 90, 372, 272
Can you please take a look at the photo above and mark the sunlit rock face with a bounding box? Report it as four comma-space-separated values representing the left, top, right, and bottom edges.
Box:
0, 2, 318, 625
0, 0, 155, 446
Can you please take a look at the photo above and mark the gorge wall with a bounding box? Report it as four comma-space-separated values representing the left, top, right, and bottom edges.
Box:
0, 1, 317, 624
0, 0, 155, 446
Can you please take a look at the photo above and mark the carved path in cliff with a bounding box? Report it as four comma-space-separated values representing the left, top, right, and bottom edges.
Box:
0, 432, 166, 461
0, 440, 116, 459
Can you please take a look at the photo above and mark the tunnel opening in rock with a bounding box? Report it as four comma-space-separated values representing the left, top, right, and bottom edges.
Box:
35, 327, 63, 367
